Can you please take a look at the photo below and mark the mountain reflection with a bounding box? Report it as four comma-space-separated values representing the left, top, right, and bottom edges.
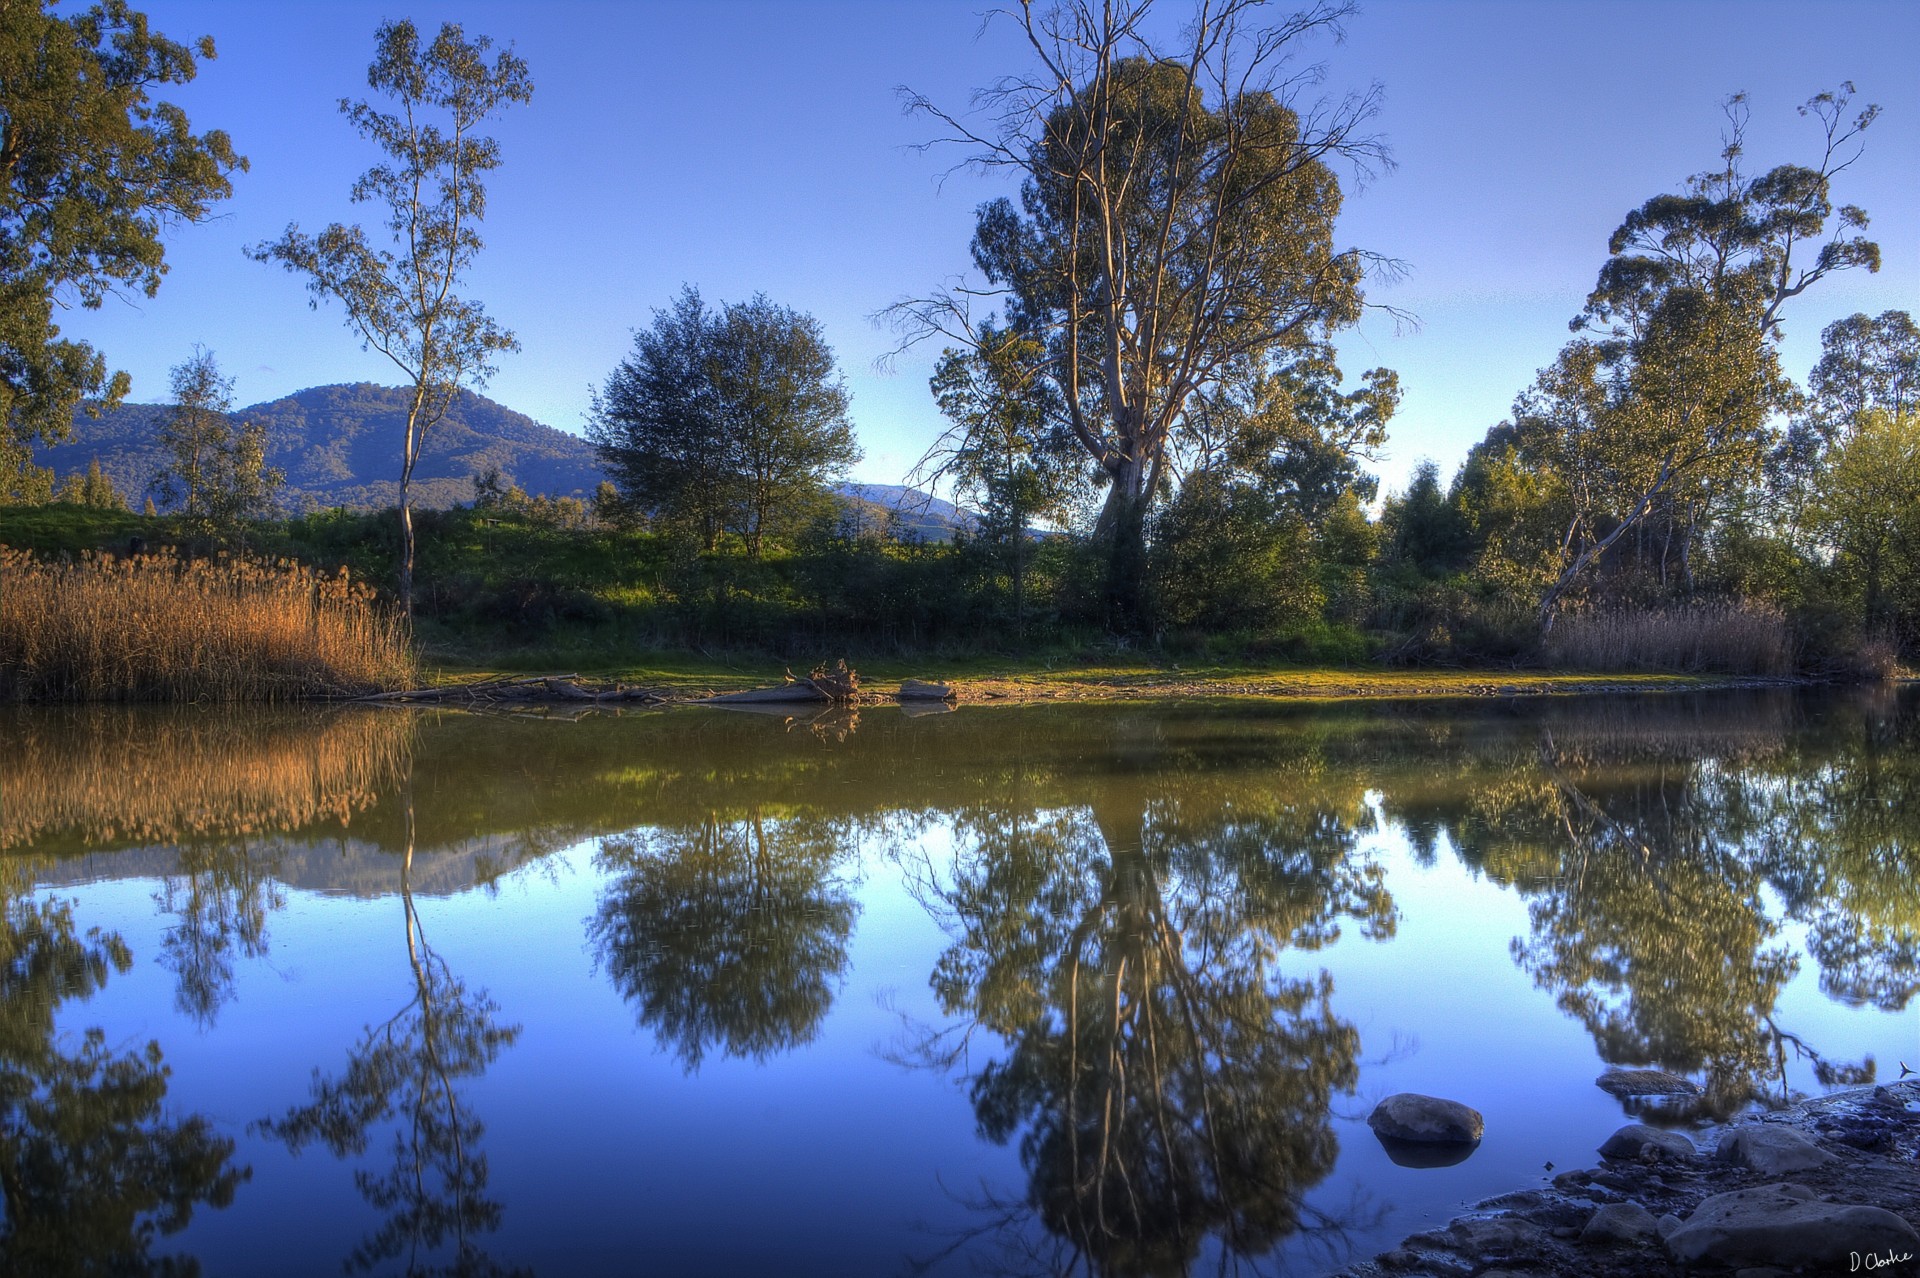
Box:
258, 795, 524, 1277
591, 810, 859, 1069
0, 859, 246, 1276
895, 777, 1395, 1275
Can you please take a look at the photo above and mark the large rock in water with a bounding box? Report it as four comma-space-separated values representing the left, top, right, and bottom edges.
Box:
1715, 1124, 1837, 1174
1367, 1093, 1484, 1144
1666, 1182, 1920, 1268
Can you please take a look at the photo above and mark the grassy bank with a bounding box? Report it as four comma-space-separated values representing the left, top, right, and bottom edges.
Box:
413, 652, 1739, 704
0, 504, 1890, 703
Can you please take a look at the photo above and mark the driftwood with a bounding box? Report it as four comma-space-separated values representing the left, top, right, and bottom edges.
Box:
702, 685, 831, 705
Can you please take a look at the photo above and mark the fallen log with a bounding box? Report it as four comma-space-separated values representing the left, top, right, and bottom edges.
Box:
700, 685, 832, 705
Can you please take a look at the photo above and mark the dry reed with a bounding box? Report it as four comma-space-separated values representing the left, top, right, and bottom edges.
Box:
0, 548, 416, 701
0, 706, 415, 851
1543, 601, 1793, 677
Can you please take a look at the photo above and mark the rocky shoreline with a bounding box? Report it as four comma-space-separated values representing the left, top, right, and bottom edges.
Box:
1330, 1079, 1920, 1277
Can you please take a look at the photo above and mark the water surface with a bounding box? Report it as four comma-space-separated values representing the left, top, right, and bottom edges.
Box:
3, 690, 1916, 1275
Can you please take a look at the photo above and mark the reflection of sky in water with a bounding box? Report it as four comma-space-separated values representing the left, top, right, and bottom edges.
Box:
18, 693, 1920, 1275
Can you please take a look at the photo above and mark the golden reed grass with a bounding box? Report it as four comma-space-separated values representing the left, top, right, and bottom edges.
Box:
0, 706, 414, 851
1543, 601, 1793, 677
0, 548, 415, 701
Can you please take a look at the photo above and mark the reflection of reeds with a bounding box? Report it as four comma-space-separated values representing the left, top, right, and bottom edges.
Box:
0, 707, 414, 851
0, 549, 414, 701
1544, 602, 1793, 676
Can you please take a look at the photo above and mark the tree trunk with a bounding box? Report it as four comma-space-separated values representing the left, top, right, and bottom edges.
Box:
400, 401, 422, 622
1094, 469, 1150, 633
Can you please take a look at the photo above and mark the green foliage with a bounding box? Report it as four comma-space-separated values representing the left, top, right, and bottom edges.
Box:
150, 348, 283, 535
589, 287, 859, 557
1508, 88, 1880, 628
1808, 408, 1920, 638
250, 19, 531, 614
0, 0, 244, 502
895, 2, 1387, 623
1148, 471, 1322, 634
53, 456, 127, 511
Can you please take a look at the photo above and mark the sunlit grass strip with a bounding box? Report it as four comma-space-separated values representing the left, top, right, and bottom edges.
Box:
0, 548, 416, 702
1543, 602, 1793, 677
0, 706, 415, 850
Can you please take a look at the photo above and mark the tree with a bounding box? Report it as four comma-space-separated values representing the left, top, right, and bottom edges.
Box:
250, 20, 531, 617
1523, 86, 1880, 630
1808, 408, 1920, 634
0, 0, 244, 503
926, 324, 1075, 631
1806, 309, 1919, 438
589, 288, 860, 557
891, 0, 1391, 624
150, 347, 283, 533
53, 456, 125, 510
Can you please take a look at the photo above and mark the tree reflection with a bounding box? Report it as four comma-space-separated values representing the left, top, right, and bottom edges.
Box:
902, 787, 1392, 1275
590, 811, 859, 1069
155, 839, 286, 1027
1436, 723, 1892, 1115
259, 801, 523, 1277
0, 863, 246, 1276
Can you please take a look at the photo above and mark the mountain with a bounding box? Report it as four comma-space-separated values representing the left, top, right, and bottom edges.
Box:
36, 383, 975, 534
832, 482, 977, 541
37, 383, 605, 512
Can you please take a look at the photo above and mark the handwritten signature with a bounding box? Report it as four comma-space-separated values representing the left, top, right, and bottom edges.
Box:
1854, 1250, 1916, 1272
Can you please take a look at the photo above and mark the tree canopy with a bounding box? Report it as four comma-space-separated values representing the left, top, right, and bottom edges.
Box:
891, 0, 1392, 624
0, 0, 244, 503
589, 288, 860, 556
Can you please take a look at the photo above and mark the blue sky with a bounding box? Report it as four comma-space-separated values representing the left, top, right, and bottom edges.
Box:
60, 0, 1920, 498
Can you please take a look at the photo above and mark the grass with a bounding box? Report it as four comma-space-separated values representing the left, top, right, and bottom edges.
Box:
1542, 602, 1794, 677
0, 548, 416, 702
416, 649, 1724, 702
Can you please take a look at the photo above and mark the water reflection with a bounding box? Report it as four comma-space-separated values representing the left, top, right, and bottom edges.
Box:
0, 691, 1916, 1273
896, 778, 1395, 1274
591, 811, 860, 1069
258, 795, 524, 1277
0, 859, 246, 1275
1392, 699, 1904, 1115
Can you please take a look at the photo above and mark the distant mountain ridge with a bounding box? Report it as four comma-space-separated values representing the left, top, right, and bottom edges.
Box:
37, 383, 604, 512
35, 382, 975, 536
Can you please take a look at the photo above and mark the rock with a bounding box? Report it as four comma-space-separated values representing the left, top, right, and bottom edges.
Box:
1666, 1182, 1920, 1268
1367, 1093, 1485, 1144
1596, 1067, 1700, 1098
1598, 1122, 1699, 1162
1447, 1215, 1541, 1256
1580, 1200, 1662, 1245
1656, 1213, 1681, 1237
897, 678, 955, 700
1715, 1124, 1837, 1174
1733, 1270, 1791, 1278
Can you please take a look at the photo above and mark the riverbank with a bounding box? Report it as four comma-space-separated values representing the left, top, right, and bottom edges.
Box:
409, 659, 1789, 707
1329, 1079, 1920, 1277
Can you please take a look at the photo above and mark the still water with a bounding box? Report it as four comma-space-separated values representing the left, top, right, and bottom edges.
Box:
1, 690, 1915, 1276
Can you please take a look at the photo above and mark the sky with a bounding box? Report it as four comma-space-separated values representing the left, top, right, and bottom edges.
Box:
58, 0, 1920, 500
